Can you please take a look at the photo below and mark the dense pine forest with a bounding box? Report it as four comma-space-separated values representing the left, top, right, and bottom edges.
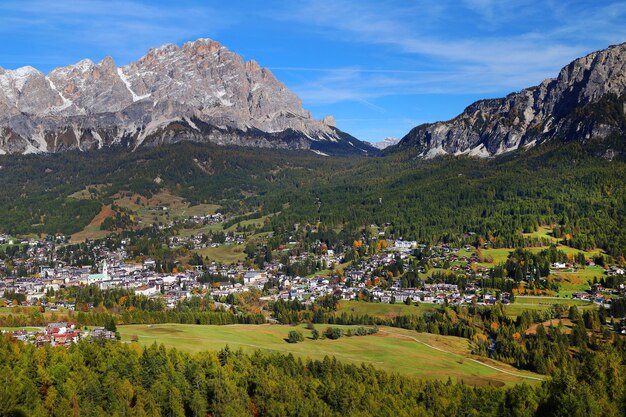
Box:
2, 321, 626, 417
1, 138, 625, 257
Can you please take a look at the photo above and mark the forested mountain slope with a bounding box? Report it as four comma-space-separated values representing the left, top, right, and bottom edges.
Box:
1, 138, 624, 257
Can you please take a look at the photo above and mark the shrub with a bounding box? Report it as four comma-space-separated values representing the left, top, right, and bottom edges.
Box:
287, 330, 304, 343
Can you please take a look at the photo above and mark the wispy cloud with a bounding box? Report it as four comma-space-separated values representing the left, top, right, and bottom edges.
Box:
281, 68, 474, 105
0, 0, 233, 69
276, 0, 626, 101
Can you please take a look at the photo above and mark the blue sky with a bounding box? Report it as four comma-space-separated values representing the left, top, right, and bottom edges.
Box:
0, 1, 625, 142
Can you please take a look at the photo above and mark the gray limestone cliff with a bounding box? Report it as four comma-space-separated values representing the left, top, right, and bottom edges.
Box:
394, 42, 626, 158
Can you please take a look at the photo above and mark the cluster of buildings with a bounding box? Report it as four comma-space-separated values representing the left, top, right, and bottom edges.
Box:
168, 232, 245, 250
4, 321, 116, 347
1, 223, 622, 315
2, 239, 494, 309
572, 281, 626, 307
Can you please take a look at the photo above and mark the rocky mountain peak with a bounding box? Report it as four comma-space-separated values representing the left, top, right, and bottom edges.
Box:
184, 38, 223, 55
322, 115, 336, 127
245, 59, 262, 72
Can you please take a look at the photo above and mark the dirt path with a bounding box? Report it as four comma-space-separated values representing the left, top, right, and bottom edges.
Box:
70, 205, 114, 242
380, 330, 545, 381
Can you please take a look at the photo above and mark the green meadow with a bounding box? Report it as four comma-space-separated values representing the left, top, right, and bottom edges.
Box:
336, 300, 437, 319
506, 296, 595, 318
118, 323, 543, 386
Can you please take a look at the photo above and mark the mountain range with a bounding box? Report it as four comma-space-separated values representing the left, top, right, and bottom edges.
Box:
0, 39, 624, 158
0, 38, 375, 156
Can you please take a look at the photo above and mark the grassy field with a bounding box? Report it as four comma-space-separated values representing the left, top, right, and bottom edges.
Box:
520, 226, 560, 243
0, 326, 41, 332
422, 267, 450, 278
553, 265, 606, 295
179, 204, 222, 217
0, 306, 40, 315
118, 323, 542, 386
525, 318, 574, 336
0, 306, 74, 320
224, 217, 265, 232
478, 248, 512, 266
194, 244, 246, 264
222, 211, 280, 233
336, 300, 436, 320
506, 296, 595, 318
177, 222, 225, 238
178, 212, 276, 238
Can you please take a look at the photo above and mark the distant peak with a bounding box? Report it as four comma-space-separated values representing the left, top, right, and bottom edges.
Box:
394, 41, 626, 158
184, 37, 220, 47
188, 39, 223, 55
369, 137, 399, 150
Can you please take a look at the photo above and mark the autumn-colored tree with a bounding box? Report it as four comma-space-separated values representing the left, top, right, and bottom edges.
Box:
119, 295, 129, 307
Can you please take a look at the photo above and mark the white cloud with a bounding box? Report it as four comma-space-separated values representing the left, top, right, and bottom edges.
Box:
277, 0, 626, 101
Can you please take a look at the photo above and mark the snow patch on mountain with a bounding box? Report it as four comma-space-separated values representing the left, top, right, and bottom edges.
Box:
117, 68, 151, 102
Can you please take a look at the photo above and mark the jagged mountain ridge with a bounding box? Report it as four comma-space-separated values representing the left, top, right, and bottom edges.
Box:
369, 137, 400, 150
394, 42, 626, 158
0, 38, 376, 155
